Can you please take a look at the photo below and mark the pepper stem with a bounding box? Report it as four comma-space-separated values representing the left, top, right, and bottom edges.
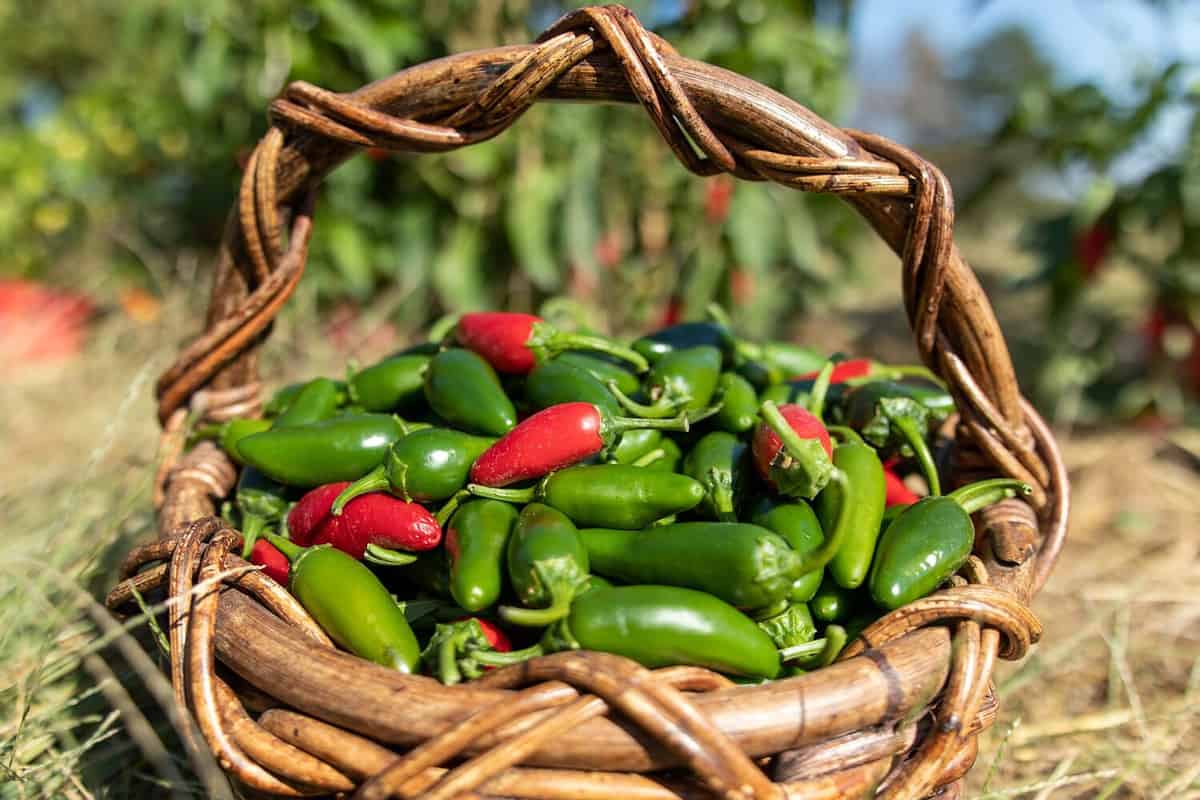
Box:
604, 410, 692, 435
466, 483, 537, 504
472, 642, 545, 668
778, 637, 827, 663
239, 514, 269, 559
947, 478, 1031, 515
827, 425, 866, 446
499, 595, 572, 627
531, 322, 650, 373
263, 532, 304, 562
891, 415, 942, 497
707, 466, 738, 523
428, 312, 461, 344
881, 363, 946, 387
606, 381, 683, 419
759, 400, 834, 499
363, 544, 419, 566
806, 361, 836, 421
331, 466, 392, 516
436, 632, 465, 686
631, 448, 667, 468
435, 490, 471, 527
794, 468, 853, 576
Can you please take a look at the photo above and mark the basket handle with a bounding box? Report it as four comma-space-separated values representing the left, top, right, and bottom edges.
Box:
155, 4, 1066, 588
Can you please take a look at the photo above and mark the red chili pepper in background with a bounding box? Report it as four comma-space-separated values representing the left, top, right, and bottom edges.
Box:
469, 401, 693, 487
883, 466, 920, 507
287, 482, 441, 559
1072, 223, 1112, 279
454, 311, 648, 375
752, 403, 835, 501
794, 359, 873, 384
704, 175, 734, 223
249, 539, 291, 584
455, 617, 512, 653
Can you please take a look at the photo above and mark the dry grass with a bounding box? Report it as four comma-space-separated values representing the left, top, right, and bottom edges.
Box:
1, 288, 1198, 798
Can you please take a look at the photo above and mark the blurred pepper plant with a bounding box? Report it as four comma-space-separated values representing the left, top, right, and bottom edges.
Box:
1, 0, 861, 339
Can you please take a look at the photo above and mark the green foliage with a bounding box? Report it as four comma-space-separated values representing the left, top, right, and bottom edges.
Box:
2, 0, 860, 338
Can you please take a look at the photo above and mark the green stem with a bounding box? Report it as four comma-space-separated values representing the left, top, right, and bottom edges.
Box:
794, 468, 852, 576
547, 331, 650, 374
892, 415, 941, 497
778, 637, 828, 662
344, 361, 361, 405
631, 448, 667, 468
815, 625, 847, 667
437, 632, 464, 686
239, 514, 268, 559
428, 313, 461, 344
708, 466, 737, 523
472, 643, 545, 668
605, 410, 692, 435
363, 544, 419, 566
759, 400, 834, 499
435, 490, 471, 527
263, 532, 303, 562
948, 478, 1031, 515
881, 364, 946, 387
499, 596, 573, 627
332, 466, 392, 516
807, 361, 836, 421
467, 483, 537, 504
826, 425, 866, 446
606, 381, 682, 419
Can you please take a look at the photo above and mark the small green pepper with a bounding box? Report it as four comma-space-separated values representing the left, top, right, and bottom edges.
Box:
347, 354, 431, 413
191, 417, 272, 464
331, 427, 495, 512
263, 381, 346, 417
817, 429, 886, 590
579, 522, 828, 615
681, 431, 747, 521
637, 437, 684, 472
553, 352, 641, 396
265, 533, 420, 672
737, 340, 827, 377
446, 499, 518, 613
810, 574, 861, 623
749, 497, 826, 603
475, 585, 781, 679
469, 464, 705, 529
423, 349, 517, 436
609, 346, 724, 418
607, 428, 664, 465
869, 479, 1031, 610
524, 360, 621, 416
632, 322, 735, 365
271, 377, 343, 428
237, 414, 406, 487
714, 372, 759, 433
499, 503, 590, 626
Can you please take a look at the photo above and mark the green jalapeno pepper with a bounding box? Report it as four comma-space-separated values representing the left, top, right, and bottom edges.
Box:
810, 573, 862, 623
632, 322, 735, 365
869, 478, 1031, 610
835, 380, 953, 496
330, 427, 495, 512
553, 352, 641, 396
681, 431, 746, 522
473, 585, 780, 679
263, 380, 347, 417
469, 464, 705, 529
579, 522, 835, 616
237, 413, 406, 487
347, 354, 431, 413
264, 533, 420, 673
636, 437, 684, 472
748, 497, 826, 603
714, 372, 759, 433
235, 467, 292, 557
816, 428, 886, 590
735, 340, 827, 377
445, 499, 518, 613
191, 417, 272, 464
498, 503, 590, 626
524, 360, 621, 417
271, 377, 343, 428
609, 346, 723, 419
757, 602, 817, 650
607, 428, 664, 465
423, 349, 517, 436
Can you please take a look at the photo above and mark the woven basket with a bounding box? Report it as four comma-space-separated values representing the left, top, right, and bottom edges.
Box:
106, 6, 1069, 798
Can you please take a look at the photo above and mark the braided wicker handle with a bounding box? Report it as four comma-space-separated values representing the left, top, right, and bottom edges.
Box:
136, 7, 1069, 798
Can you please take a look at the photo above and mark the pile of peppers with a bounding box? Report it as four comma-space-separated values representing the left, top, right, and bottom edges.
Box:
200, 309, 1029, 683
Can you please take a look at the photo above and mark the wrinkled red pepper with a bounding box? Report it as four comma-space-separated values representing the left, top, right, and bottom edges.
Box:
752, 402, 835, 499
454, 311, 648, 375
249, 539, 291, 584
287, 482, 441, 559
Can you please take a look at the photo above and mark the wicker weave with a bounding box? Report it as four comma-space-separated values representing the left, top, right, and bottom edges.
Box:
106, 6, 1069, 798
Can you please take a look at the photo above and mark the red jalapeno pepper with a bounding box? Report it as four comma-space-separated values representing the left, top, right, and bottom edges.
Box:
421, 617, 513, 685
287, 482, 441, 562
249, 539, 291, 585
883, 464, 921, 507
752, 401, 834, 499
469, 402, 693, 488
454, 311, 648, 375
792, 358, 942, 386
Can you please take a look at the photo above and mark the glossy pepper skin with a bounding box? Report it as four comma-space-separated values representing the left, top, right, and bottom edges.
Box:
264, 380, 347, 417
752, 402, 834, 499
445, 499, 518, 613
347, 354, 430, 412
741, 340, 826, 377
472, 585, 780, 679
553, 352, 640, 396
816, 436, 886, 590
454, 311, 647, 374
810, 573, 861, 623
423, 349, 517, 436
234, 467, 291, 557
749, 497, 826, 603
714, 372, 758, 433
192, 417, 272, 465
249, 539, 290, 584
237, 414, 406, 487
524, 360, 621, 416
265, 534, 420, 673
579, 522, 811, 615
470, 464, 705, 530
869, 479, 1030, 610
607, 428, 663, 464
331, 428, 495, 512
632, 322, 735, 365
609, 346, 723, 418
682, 431, 746, 521
499, 503, 590, 626
287, 481, 441, 560
272, 377, 343, 428
470, 402, 691, 488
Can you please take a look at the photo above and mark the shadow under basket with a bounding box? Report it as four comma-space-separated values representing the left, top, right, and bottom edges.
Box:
106, 6, 1069, 799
